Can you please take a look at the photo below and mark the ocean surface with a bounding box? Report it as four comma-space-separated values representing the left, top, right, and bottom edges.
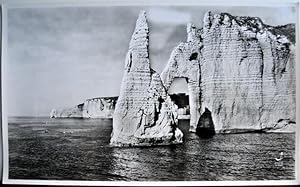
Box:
8, 117, 295, 181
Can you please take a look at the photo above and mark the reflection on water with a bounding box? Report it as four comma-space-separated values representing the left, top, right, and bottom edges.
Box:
8, 117, 295, 181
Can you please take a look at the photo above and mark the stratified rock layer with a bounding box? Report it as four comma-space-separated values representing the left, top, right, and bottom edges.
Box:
162, 11, 296, 133
201, 12, 295, 133
110, 11, 183, 146
50, 97, 117, 118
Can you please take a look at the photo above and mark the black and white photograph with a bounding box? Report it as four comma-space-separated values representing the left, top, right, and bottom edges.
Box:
1, 0, 299, 185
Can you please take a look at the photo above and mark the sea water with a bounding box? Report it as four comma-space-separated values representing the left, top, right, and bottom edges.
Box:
8, 117, 295, 181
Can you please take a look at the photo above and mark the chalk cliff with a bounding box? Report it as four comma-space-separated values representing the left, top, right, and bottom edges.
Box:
201, 12, 295, 133
50, 11, 295, 136
50, 97, 118, 118
110, 11, 183, 146
162, 11, 296, 133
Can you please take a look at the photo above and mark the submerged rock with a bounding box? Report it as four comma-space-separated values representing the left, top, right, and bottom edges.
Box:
110, 11, 183, 147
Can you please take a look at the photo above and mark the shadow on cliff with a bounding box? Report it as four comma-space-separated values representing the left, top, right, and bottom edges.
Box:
196, 108, 216, 139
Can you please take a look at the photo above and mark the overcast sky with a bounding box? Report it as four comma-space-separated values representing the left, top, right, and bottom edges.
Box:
7, 5, 296, 116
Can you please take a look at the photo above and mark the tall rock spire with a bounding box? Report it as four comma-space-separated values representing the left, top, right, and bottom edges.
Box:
110, 11, 183, 147
125, 10, 150, 73
129, 10, 148, 50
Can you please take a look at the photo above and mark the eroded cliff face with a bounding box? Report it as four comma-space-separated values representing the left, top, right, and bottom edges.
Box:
50, 97, 117, 118
201, 12, 295, 133
110, 11, 183, 146
162, 11, 296, 133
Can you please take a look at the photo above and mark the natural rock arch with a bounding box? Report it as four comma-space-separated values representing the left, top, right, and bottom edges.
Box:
161, 23, 202, 132
111, 10, 295, 146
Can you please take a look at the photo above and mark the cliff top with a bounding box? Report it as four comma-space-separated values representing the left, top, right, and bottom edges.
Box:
202, 11, 295, 44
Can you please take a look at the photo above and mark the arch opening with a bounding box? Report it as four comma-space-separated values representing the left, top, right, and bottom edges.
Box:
168, 78, 190, 119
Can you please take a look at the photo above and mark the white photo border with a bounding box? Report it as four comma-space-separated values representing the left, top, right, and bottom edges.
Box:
1, 0, 299, 186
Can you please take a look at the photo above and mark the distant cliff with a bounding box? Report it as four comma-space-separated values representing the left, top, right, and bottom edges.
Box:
50, 97, 118, 118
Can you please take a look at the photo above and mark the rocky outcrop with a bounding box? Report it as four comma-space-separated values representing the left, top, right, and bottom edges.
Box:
110, 11, 183, 147
162, 11, 296, 133
50, 97, 118, 118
